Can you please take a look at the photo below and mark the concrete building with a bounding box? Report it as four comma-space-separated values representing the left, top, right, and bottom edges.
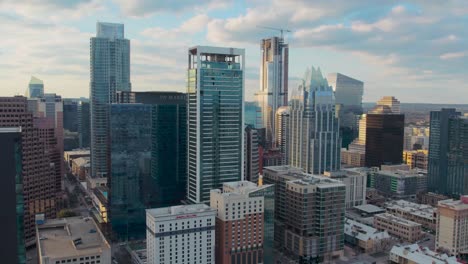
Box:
369, 169, 427, 200
341, 148, 366, 167
244, 125, 260, 183
403, 150, 428, 170
263, 166, 346, 262
344, 219, 391, 253
0, 128, 25, 264
0, 96, 59, 245
324, 168, 367, 209
257, 36, 289, 149
36, 217, 111, 264
376, 96, 400, 114
385, 200, 436, 231
428, 108, 468, 197
436, 196, 468, 257
289, 67, 341, 174
374, 213, 423, 243
146, 204, 216, 264
187, 46, 245, 203
210, 182, 266, 264
90, 22, 131, 178
389, 244, 460, 264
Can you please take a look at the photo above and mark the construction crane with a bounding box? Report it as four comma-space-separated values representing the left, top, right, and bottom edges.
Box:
257, 25, 292, 39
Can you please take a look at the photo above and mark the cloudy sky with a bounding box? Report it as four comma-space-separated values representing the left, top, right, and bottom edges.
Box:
1, 0, 467, 103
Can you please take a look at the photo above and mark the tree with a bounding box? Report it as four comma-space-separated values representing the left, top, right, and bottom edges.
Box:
57, 209, 77, 218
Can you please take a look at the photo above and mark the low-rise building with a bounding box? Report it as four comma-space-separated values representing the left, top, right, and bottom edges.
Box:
71, 157, 90, 181
146, 204, 216, 264
436, 196, 468, 257
417, 192, 450, 207
341, 149, 365, 167
64, 149, 90, 168
374, 213, 423, 243
354, 204, 386, 217
36, 217, 111, 264
344, 219, 392, 253
324, 168, 367, 209
389, 244, 460, 264
90, 187, 108, 224
369, 169, 427, 200
385, 200, 436, 231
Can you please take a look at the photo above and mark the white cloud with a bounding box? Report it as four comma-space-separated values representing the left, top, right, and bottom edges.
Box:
113, 0, 231, 17
440, 52, 467, 60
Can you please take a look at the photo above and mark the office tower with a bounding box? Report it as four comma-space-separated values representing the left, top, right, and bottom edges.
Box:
27, 76, 44, 98
187, 46, 245, 204
244, 101, 261, 127
436, 196, 468, 257
146, 204, 216, 264
63, 99, 78, 132
110, 92, 187, 240
327, 73, 364, 148
257, 37, 289, 148
0, 128, 25, 264
376, 96, 400, 114
36, 217, 111, 263
0, 97, 58, 245
210, 186, 264, 264
244, 125, 260, 183
289, 66, 341, 174
214, 181, 275, 264
365, 102, 405, 167
275, 106, 289, 165
90, 22, 131, 178
263, 166, 346, 262
78, 101, 90, 148
428, 109, 468, 197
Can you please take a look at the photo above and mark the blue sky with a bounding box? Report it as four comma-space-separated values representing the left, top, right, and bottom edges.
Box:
0, 0, 467, 103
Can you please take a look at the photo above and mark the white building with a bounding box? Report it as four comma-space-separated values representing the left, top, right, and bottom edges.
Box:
146, 204, 216, 264
436, 196, 468, 257
324, 168, 367, 209
390, 244, 460, 264
36, 217, 111, 264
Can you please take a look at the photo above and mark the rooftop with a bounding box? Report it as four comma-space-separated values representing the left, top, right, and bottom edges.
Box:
376, 169, 426, 178
222, 181, 273, 194
385, 200, 435, 220
345, 218, 390, 241
354, 204, 386, 214
37, 217, 110, 259
146, 204, 215, 218
390, 244, 460, 264
438, 196, 468, 210
375, 213, 422, 227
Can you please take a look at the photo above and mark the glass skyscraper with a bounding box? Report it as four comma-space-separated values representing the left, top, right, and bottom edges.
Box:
187, 46, 245, 204
428, 109, 468, 197
257, 37, 289, 148
110, 92, 187, 240
289, 66, 341, 174
90, 22, 131, 178
27, 76, 44, 98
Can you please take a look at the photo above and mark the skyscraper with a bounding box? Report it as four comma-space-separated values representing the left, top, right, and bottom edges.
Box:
0, 128, 25, 264
289, 66, 341, 174
187, 46, 245, 204
275, 106, 289, 164
90, 22, 131, 178
27, 76, 44, 98
63, 99, 78, 132
0, 96, 58, 245
257, 36, 289, 148
78, 101, 90, 148
327, 73, 364, 147
244, 125, 260, 183
428, 109, 468, 197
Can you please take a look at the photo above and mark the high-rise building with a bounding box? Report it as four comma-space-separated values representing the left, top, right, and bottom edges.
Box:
77, 101, 90, 148
257, 37, 289, 149
146, 204, 216, 264
365, 102, 404, 167
244, 101, 261, 128
210, 182, 267, 264
27, 76, 44, 98
187, 46, 245, 204
275, 106, 289, 165
376, 96, 400, 114
428, 109, 468, 197
436, 196, 468, 257
0, 96, 58, 245
327, 73, 364, 148
244, 125, 260, 183
110, 92, 188, 240
289, 66, 341, 174
63, 99, 78, 132
323, 168, 367, 209
90, 22, 131, 178
0, 128, 25, 264
263, 166, 346, 262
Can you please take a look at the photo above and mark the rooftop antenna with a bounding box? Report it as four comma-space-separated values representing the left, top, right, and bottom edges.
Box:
256, 25, 292, 39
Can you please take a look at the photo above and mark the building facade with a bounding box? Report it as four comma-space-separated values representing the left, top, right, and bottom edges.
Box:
344, 219, 391, 253
27, 76, 44, 98
257, 36, 289, 148
369, 169, 427, 200
436, 196, 468, 257
403, 150, 428, 170
289, 66, 341, 174
385, 200, 436, 231
0, 128, 25, 264
187, 46, 245, 203
90, 22, 131, 178
244, 125, 260, 183
428, 109, 468, 197
324, 168, 367, 209
146, 204, 216, 264
374, 213, 423, 243
77, 101, 90, 148
275, 106, 289, 164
